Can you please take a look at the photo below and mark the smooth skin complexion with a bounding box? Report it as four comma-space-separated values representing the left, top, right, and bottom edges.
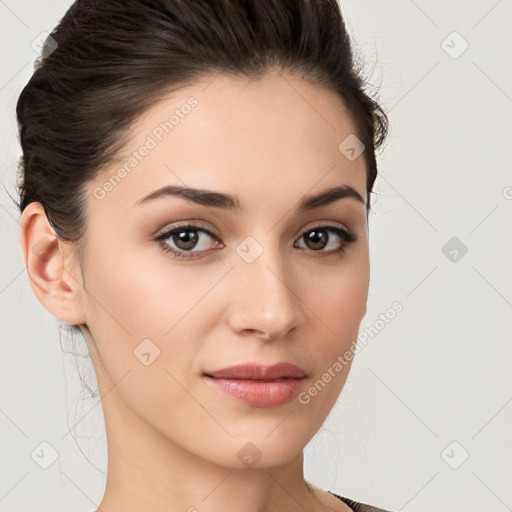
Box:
20, 72, 369, 512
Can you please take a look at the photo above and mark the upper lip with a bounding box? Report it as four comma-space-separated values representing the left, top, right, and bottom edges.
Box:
204, 362, 307, 380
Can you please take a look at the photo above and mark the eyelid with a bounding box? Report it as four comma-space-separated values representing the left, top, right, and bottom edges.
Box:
298, 220, 349, 236
154, 220, 351, 244
153, 220, 220, 240
154, 218, 350, 238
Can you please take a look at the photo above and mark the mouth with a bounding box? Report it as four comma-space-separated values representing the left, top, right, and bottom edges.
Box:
202, 362, 307, 408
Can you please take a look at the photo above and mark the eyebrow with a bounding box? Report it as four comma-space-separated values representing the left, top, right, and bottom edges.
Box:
135, 184, 365, 211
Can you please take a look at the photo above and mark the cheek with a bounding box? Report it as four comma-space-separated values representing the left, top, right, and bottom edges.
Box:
81, 245, 206, 426
308, 260, 368, 332
302, 255, 369, 390
296, 267, 367, 419
85, 238, 213, 333
82, 241, 227, 383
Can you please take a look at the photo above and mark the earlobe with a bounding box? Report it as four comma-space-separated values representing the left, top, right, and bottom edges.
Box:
19, 202, 86, 326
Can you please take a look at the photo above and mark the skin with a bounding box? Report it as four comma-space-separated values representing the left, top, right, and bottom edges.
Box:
20, 72, 370, 512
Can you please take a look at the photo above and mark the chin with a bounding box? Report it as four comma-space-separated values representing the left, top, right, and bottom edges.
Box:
199, 431, 308, 470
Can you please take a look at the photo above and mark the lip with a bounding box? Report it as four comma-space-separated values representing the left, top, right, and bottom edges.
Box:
204, 362, 307, 380
203, 363, 307, 408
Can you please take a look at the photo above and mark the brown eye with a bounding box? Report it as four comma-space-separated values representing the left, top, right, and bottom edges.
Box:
155, 224, 222, 260
303, 229, 329, 250
172, 229, 200, 251
295, 225, 358, 255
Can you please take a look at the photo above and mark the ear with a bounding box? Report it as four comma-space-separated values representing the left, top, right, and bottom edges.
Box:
19, 202, 87, 326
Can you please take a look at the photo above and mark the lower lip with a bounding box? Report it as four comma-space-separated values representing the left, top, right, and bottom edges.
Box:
203, 375, 306, 407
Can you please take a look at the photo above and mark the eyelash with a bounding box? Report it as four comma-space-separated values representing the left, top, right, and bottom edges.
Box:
154, 222, 358, 261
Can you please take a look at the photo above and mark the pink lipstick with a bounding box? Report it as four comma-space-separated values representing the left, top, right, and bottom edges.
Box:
203, 362, 307, 408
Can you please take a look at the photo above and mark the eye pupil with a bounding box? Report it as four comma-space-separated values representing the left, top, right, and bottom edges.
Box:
174, 230, 198, 250
305, 229, 328, 250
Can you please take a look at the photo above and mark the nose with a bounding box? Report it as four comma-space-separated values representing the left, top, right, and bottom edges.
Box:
227, 247, 305, 340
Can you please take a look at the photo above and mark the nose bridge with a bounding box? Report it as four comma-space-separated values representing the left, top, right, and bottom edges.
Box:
229, 234, 303, 338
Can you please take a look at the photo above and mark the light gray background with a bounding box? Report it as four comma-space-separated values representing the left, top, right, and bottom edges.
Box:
1, 1, 511, 511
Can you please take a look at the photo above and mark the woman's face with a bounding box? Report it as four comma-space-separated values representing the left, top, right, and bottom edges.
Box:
74, 72, 369, 468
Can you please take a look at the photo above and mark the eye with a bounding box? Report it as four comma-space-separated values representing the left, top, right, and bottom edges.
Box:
294, 224, 358, 257
154, 223, 222, 260
154, 223, 358, 261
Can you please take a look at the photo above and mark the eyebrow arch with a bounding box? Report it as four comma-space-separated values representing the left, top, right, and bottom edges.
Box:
135, 184, 365, 211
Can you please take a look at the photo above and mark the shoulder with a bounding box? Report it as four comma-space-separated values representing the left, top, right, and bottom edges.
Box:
328, 490, 395, 512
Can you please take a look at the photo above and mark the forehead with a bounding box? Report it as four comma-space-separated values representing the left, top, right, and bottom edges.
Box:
91, 72, 367, 214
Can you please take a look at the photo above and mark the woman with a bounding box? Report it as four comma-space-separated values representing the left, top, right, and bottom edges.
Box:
16, 0, 392, 510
